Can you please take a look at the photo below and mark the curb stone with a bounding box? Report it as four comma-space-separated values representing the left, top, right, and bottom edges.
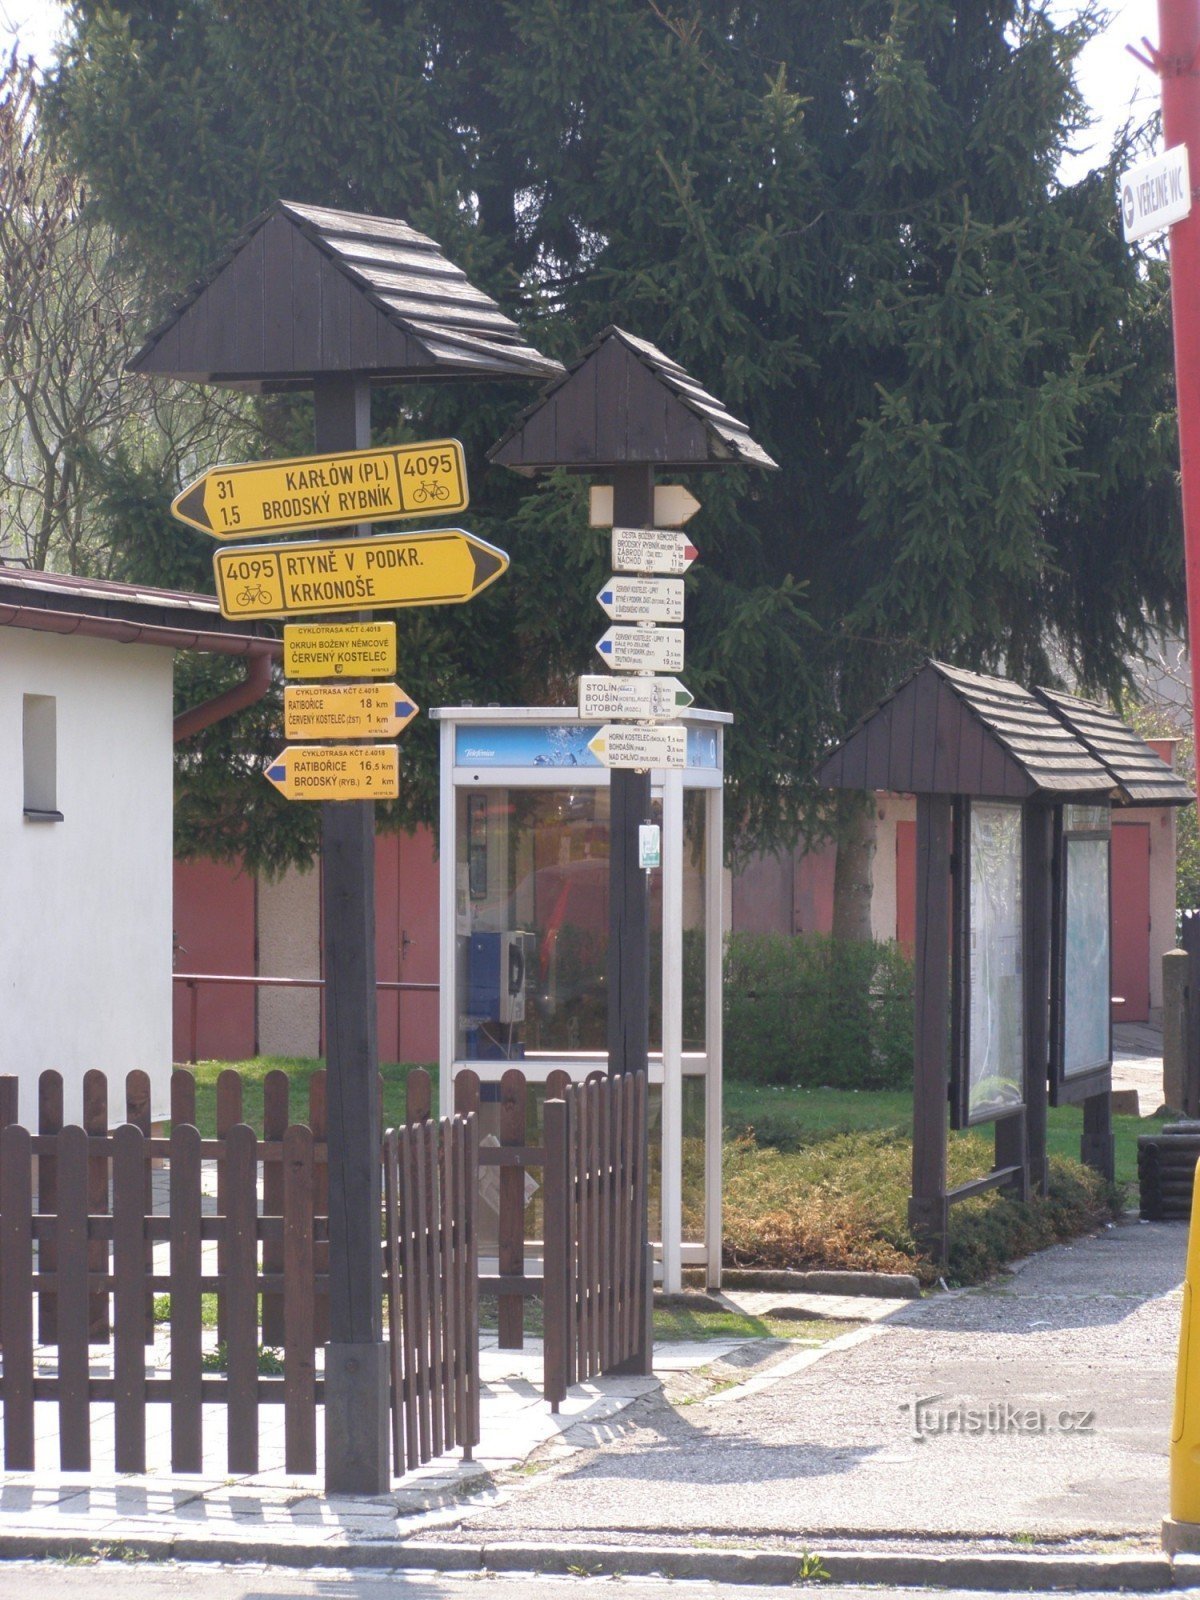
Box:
0, 1532, 1184, 1589
720, 1268, 921, 1299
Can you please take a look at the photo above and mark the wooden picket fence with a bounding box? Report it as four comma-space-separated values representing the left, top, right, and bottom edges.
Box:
450, 1067, 651, 1408
544, 1071, 651, 1406
0, 1066, 478, 1478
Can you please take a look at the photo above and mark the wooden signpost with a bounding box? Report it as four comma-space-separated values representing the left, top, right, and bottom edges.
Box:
489, 323, 776, 1310
136, 197, 562, 1494
172, 439, 468, 537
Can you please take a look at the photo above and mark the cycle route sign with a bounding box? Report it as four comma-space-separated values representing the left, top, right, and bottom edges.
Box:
213, 527, 509, 619
172, 439, 467, 538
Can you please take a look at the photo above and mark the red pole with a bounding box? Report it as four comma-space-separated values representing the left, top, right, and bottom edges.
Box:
1154, 0, 1200, 797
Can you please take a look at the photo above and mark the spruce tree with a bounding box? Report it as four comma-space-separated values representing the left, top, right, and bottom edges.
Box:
43, 1, 1182, 894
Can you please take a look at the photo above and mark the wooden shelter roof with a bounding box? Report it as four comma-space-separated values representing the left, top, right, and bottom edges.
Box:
128, 200, 565, 391
818, 660, 1119, 801
1034, 688, 1193, 806
488, 324, 778, 473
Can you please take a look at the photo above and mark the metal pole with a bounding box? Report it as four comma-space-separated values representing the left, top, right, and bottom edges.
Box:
314, 374, 390, 1495
1155, 0, 1200, 801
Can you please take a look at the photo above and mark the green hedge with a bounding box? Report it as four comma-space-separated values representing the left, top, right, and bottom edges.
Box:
724, 932, 913, 1090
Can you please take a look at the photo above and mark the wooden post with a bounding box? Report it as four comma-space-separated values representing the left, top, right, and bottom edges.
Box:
316, 374, 390, 1495
606, 464, 654, 1373
606, 464, 654, 1080
1023, 805, 1054, 1195
909, 793, 952, 1262
1081, 1091, 1115, 1182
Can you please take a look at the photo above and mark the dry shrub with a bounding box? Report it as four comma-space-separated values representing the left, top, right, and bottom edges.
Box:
722, 1129, 1119, 1287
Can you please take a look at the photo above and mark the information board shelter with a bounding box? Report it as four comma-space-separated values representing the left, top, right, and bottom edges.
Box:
819, 661, 1191, 1261
433, 704, 730, 1291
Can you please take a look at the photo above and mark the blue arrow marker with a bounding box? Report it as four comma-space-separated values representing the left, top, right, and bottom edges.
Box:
599, 639, 612, 654
395, 701, 415, 718
600, 589, 614, 605
267, 764, 286, 782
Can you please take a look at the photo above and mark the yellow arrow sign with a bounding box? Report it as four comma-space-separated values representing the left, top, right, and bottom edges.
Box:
213, 528, 509, 619
264, 744, 400, 801
283, 622, 396, 679
173, 439, 468, 539
283, 684, 418, 740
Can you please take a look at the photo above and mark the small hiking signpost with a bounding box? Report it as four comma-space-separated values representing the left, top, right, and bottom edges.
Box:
489, 324, 776, 1295
133, 197, 561, 1492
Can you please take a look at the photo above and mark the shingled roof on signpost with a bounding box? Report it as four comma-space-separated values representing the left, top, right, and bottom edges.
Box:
488, 324, 778, 472
1033, 687, 1193, 806
128, 199, 565, 390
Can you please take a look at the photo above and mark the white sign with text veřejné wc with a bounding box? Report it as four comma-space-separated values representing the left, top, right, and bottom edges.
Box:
1121, 145, 1191, 243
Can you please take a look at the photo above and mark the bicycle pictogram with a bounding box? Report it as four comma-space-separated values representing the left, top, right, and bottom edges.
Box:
411, 479, 450, 505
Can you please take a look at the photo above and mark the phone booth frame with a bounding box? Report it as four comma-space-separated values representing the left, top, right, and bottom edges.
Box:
433, 703, 730, 1291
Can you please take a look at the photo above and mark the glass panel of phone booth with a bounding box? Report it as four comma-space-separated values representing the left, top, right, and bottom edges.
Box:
453, 782, 710, 1257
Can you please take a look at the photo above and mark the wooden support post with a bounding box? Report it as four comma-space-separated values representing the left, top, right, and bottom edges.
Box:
606, 460, 654, 1081
317, 374, 390, 1496
909, 793, 951, 1263
1081, 1092, 1115, 1182
606, 464, 654, 1372
1023, 805, 1053, 1196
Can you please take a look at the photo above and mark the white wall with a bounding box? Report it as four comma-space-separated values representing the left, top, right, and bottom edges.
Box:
870, 793, 915, 943
0, 630, 174, 1121
257, 863, 322, 1056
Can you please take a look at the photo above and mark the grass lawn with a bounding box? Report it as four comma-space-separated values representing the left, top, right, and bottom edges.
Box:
186, 1057, 434, 1135
722, 1080, 1160, 1189
185, 1058, 1132, 1289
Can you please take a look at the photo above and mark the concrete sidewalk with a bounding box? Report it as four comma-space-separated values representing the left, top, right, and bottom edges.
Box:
0, 1219, 1188, 1589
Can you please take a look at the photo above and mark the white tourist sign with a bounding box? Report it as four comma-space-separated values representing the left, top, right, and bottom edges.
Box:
611, 527, 699, 574
595, 625, 685, 672
578, 675, 693, 721
588, 723, 687, 770
596, 575, 685, 623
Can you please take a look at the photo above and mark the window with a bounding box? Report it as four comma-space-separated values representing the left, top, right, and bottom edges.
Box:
23, 693, 61, 820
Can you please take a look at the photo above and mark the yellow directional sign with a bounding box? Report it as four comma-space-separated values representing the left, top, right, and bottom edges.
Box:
283, 622, 396, 679
284, 684, 418, 740
173, 439, 468, 539
213, 528, 509, 620
264, 745, 399, 802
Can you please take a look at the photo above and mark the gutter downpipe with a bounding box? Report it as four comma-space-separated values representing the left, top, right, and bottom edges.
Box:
173, 644, 276, 742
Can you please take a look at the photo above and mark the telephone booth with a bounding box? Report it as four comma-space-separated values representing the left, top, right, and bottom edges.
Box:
433, 703, 730, 1290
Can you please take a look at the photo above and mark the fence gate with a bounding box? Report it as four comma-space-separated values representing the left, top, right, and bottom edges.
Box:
543, 1071, 652, 1408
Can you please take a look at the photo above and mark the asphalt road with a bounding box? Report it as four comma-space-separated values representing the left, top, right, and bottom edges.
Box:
415, 1220, 1185, 1550
0, 1565, 1166, 1600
